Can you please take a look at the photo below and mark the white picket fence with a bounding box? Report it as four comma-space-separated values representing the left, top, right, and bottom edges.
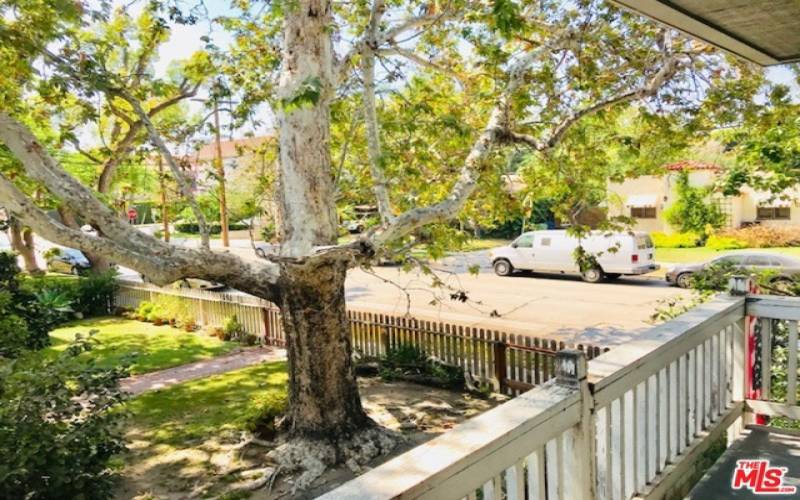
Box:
114, 280, 607, 395
116, 279, 284, 343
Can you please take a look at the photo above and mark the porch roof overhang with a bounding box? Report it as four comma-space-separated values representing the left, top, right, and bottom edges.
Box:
611, 1, 800, 66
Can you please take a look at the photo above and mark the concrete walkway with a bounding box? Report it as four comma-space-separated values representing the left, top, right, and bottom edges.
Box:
121, 347, 287, 395
689, 425, 800, 498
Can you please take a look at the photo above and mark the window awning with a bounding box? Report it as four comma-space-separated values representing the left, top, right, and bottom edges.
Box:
626, 194, 658, 207
753, 191, 797, 208
611, 1, 800, 66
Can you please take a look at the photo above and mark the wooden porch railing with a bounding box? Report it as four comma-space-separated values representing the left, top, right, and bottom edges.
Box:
321, 279, 797, 500
114, 279, 607, 395
744, 294, 800, 422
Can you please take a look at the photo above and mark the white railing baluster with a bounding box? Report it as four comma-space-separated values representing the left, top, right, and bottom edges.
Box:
623, 390, 634, 500
545, 436, 561, 500
667, 361, 678, 463
506, 462, 525, 500
678, 354, 687, 453
610, 398, 622, 500
595, 406, 609, 500
760, 318, 773, 400
788, 320, 798, 406
704, 338, 712, 427
635, 382, 646, 493
647, 374, 657, 480
482, 479, 496, 500
694, 344, 705, 436
711, 333, 720, 418
527, 447, 546, 500
658, 368, 668, 472
687, 349, 697, 442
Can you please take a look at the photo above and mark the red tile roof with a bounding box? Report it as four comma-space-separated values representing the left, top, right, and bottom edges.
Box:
663, 160, 722, 172
194, 135, 274, 163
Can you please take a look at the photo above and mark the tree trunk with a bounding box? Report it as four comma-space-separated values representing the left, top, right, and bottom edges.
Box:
277, 260, 371, 438
8, 219, 41, 274
275, 0, 338, 257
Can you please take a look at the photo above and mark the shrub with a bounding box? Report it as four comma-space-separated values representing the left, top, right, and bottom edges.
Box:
651, 232, 701, 248
0, 299, 33, 359
379, 344, 463, 389
716, 225, 800, 248
174, 220, 249, 234
223, 315, 246, 341
135, 301, 155, 321
0, 335, 128, 499
0, 252, 51, 356
663, 170, 725, 236
244, 390, 288, 439
705, 234, 748, 250
23, 271, 117, 318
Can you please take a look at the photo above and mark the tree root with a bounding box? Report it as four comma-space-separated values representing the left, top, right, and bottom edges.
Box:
266, 426, 401, 491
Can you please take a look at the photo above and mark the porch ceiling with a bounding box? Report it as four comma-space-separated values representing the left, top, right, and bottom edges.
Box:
611, 0, 800, 66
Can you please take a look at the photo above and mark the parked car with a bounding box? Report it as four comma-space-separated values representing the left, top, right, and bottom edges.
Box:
489, 230, 658, 282
666, 252, 800, 288
45, 247, 91, 275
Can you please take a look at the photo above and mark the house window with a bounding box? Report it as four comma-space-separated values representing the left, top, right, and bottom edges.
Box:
757, 207, 791, 220
631, 206, 656, 219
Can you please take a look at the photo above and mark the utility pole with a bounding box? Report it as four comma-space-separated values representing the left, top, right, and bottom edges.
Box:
213, 99, 230, 247
193, 86, 237, 248
158, 155, 170, 242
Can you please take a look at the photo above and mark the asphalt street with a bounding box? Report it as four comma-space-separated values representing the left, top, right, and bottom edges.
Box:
1, 232, 686, 346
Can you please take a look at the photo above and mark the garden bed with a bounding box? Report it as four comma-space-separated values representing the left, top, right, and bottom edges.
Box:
116, 362, 503, 499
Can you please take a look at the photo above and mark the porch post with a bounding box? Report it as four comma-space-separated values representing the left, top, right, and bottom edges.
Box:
556, 349, 596, 500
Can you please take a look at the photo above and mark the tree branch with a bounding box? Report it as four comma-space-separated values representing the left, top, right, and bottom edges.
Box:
542, 53, 685, 150
378, 46, 465, 86
97, 82, 201, 193
0, 116, 282, 300
113, 89, 212, 248
361, 0, 395, 225
369, 32, 576, 246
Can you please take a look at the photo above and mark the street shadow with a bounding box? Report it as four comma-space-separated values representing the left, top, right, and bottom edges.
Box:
550, 324, 654, 347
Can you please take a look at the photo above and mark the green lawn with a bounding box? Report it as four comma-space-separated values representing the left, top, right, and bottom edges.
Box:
46, 317, 239, 375
656, 246, 800, 263
126, 361, 287, 446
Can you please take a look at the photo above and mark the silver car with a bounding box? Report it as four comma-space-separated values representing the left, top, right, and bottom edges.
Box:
46, 248, 91, 275
666, 252, 800, 288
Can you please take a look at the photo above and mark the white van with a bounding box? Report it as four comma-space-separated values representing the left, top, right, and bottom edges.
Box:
488, 230, 658, 282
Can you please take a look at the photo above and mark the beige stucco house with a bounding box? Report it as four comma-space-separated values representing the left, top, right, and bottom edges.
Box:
608, 161, 800, 233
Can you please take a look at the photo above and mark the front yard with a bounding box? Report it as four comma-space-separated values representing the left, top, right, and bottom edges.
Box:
45, 317, 239, 375
37, 316, 500, 498
119, 363, 499, 499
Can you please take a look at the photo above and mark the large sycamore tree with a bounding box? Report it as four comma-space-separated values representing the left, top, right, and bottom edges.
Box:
0, 0, 755, 478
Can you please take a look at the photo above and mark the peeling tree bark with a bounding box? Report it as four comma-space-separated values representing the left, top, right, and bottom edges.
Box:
272, 0, 372, 435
